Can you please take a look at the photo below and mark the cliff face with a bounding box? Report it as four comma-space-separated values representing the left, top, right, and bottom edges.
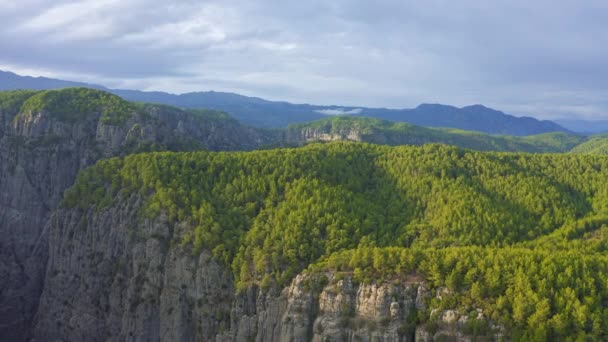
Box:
218, 275, 421, 342
33, 192, 500, 341
32, 198, 234, 341
285, 126, 364, 144
221, 276, 499, 342
282, 121, 436, 147
0, 96, 270, 340
1, 110, 103, 340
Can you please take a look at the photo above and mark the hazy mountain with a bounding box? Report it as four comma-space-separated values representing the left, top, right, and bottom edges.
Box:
0, 70, 570, 135
0, 70, 105, 91
555, 119, 608, 134
355, 103, 569, 136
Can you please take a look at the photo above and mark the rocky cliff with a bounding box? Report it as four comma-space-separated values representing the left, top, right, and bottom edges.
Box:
31, 190, 501, 341
284, 126, 365, 144
0, 89, 271, 340
32, 198, 235, 341
220, 275, 500, 342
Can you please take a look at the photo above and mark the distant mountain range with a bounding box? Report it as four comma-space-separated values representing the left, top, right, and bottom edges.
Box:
0, 69, 578, 135
555, 120, 608, 134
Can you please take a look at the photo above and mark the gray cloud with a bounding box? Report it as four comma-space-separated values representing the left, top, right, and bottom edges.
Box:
0, 0, 607, 119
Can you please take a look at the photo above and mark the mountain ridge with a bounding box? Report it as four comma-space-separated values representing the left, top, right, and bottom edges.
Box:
0, 88, 594, 154
0, 70, 571, 135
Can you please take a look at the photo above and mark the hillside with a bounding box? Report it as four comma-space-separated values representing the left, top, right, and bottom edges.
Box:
0, 88, 273, 340
285, 116, 584, 153
2, 87, 608, 341
0, 70, 570, 135
570, 134, 608, 154
0, 89, 588, 155
36, 142, 608, 341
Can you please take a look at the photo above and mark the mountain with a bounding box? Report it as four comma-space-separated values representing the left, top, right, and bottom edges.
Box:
0, 70, 571, 135
363, 103, 569, 136
0, 88, 274, 340
556, 119, 608, 134
3, 87, 608, 341
34, 142, 608, 341
0, 70, 104, 91
283, 116, 585, 153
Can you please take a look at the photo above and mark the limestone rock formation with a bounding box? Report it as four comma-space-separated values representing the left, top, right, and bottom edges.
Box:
0, 89, 271, 340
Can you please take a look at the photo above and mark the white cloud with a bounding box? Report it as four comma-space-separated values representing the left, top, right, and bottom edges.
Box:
315, 108, 363, 115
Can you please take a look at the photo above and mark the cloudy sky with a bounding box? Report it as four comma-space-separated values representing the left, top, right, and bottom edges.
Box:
0, 0, 607, 119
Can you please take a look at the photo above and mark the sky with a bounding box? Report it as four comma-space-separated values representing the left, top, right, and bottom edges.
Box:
0, 0, 607, 119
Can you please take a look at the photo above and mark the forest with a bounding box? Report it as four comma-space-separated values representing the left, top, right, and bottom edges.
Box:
64, 142, 608, 340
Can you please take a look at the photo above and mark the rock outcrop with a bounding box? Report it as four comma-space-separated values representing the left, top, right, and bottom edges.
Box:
0, 90, 271, 340
32, 200, 234, 341
281, 119, 439, 147
28, 186, 502, 341
285, 126, 364, 143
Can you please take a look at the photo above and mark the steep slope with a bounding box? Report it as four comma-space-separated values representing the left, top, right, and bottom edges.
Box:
0, 88, 272, 340
283, 116, 584, 153
33, 143, 608, 340
1, 70, 570, 134
570, 134, 608, 155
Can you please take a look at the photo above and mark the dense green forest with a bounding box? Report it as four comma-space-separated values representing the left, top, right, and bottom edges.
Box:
571, 134, 608, 155
15, 88, 136, 124
64, 142, 608, 340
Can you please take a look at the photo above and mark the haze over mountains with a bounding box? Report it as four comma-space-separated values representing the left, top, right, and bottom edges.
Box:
0, 70, 580, 135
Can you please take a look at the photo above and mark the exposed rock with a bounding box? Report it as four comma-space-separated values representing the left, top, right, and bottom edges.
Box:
442, 310, 458, 324
219, 275, 420, 342
0, 97, 273, 340
29, 189, 504, 341
415, 284, 430, 311
32, 202, 235, 341
286, 126, 364, 143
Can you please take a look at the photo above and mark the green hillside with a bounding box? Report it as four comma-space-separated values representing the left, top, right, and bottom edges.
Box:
65, 142, 608, 340
13, 88, 136, 124
570, 134, 608, 155
287, 116, 585, 153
